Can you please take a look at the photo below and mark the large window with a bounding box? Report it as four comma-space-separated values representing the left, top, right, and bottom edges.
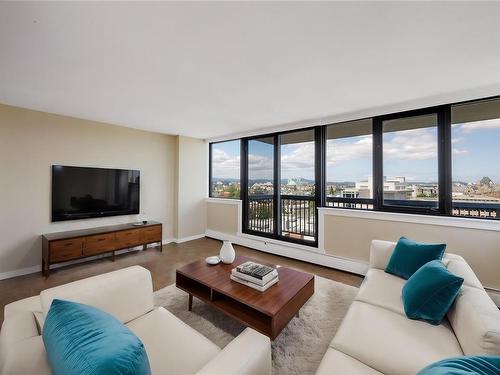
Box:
209, 140, 240, 198
247, 137, 275, 234
326, 119, 373, 209
280, 130, 316, 241
451, 98, 500, 219
381, 112, 440, 210
210, 95, 500, 239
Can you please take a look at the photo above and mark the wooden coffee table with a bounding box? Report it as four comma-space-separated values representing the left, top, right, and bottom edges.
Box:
175, 255, 314, 340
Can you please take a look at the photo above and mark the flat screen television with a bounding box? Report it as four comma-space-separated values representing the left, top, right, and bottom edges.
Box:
51, 165, 140, 222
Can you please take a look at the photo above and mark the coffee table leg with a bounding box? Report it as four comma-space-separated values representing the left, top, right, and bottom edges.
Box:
296, 311, 300, 318
188, 294, 193, 311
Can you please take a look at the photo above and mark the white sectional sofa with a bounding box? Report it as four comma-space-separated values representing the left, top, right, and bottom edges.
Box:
316, 239, 500, 375
0, 266, 272, 375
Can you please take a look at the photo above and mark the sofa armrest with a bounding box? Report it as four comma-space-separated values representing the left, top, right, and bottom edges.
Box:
0, 311, 40, 368
369, 240, 396, 270
0, 335, 51, 375
195, 328, 271, 375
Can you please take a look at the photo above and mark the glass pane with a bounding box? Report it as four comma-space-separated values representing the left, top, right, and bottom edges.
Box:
247, 137, 274, 233
326, 119, 373, 210
280, 130, 315, 241
210, 140, 240, 198
451, 99, 500, 219
382, 113, 439, 208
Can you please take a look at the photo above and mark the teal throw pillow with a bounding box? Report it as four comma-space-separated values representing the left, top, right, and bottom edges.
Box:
418, 355, 500, 375
402, 260, 464, 325
42, 299, 151, 375
385, 236, 446, 279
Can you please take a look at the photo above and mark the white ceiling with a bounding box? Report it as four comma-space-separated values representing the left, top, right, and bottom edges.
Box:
1, 2, 500, 140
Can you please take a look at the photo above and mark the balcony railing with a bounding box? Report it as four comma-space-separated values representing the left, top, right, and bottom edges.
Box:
326, 196, 500, 219
326, 197, 373, 210
248, 194, 315, 241
247, 196, 500, 243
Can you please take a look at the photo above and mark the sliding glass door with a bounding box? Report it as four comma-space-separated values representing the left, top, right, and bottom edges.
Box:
243, 129, 320, 245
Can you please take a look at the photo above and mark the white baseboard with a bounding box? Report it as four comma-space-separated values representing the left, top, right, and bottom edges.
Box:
0, 265, 42, 281
174, 234, 205, 244
205, 229, 369, 276
0, 242, 164, 281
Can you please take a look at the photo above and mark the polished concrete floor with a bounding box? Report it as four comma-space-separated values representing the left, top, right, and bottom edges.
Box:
0, 237, 363, 324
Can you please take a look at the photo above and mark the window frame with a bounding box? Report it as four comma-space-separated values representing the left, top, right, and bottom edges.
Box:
208, 139, 242, 199
372, 105, 452, 216
208, 94, 500, 242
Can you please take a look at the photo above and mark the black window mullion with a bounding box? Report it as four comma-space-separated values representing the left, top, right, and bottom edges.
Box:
373, 117, 383, 210
315, 126, 326, 208
274, 134, 281, 238
241, 138, 249, 233
438, 105, 452, 215
208, 143, 213, 197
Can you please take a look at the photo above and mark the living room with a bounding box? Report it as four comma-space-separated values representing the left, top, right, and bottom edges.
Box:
1, 2, 499, 375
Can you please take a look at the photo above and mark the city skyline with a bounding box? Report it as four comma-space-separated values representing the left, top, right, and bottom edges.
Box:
212, 118, 500, 184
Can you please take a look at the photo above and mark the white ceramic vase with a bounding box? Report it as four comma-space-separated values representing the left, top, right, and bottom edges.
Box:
219, 241, 236, 264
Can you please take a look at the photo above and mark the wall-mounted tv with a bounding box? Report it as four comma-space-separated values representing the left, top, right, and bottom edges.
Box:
51, 165, 140, 222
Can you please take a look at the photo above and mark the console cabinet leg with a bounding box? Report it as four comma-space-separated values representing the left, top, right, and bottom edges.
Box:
188, 294, 193, 311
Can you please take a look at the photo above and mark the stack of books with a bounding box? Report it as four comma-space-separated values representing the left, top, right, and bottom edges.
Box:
230, 261, 279, 292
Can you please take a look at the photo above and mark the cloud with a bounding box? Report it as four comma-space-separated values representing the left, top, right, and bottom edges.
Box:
458, 118, 500, 134
327, 136, 372, 165
248, 153, 273, 179
383, 128, 437, 160
212, 148, 240, 178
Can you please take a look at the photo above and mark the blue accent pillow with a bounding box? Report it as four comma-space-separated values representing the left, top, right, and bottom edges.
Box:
402, 260, 464, 325
385, 237, 446, 279
418, 355, 500, 375
42, 299, 151, 375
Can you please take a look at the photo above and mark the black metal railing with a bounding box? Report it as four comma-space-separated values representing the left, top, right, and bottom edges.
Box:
326, 197, 373, 210
248, 194, 316, 239
326, 196, 500, 219
248, 196, 274, 234
281, 195, 315, 239
452, 201, 500, 219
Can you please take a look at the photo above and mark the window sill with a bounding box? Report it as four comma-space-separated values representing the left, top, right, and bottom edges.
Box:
318, 207, 500, 232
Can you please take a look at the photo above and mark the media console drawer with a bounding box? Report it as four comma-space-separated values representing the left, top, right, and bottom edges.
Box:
84, 233, 116, 256
140, 225, 162, 242
50, 238, 84, 262
42, 222, 163, 276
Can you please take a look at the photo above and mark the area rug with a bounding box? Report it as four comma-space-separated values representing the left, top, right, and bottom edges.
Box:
153, 276, 358, 375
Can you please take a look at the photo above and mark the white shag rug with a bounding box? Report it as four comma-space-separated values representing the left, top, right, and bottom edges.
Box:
153, 276, 358, 375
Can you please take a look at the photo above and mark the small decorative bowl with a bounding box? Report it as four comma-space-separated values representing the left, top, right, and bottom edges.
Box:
205, 256, 221, 265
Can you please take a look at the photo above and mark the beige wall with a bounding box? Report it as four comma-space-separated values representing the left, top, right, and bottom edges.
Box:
175, 136, 207, 239
324, 214, 500, 290
0, 104, 176, 275
206, 200, 239, 235
206, 198, 500, 290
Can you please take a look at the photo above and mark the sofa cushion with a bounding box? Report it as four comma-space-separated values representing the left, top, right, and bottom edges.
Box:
42, 299, 151, 375
127, 307, 220, 375
417, 355, 500, 375
385, 237, 446, 279
402, 260, 464, 325
331, 301, 463, 375
316, 348, 383, 375
447, 285, 500, 355
40, 266, 154, 324
356, 268, 406, 315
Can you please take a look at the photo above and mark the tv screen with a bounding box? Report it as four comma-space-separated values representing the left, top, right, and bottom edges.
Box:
51, 165, 140, 222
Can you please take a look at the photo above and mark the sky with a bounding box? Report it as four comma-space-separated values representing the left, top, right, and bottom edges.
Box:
212, 118, 500, 183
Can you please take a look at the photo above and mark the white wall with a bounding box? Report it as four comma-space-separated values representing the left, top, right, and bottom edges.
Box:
175, 136, 208, 240
0, 104, 177, 277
